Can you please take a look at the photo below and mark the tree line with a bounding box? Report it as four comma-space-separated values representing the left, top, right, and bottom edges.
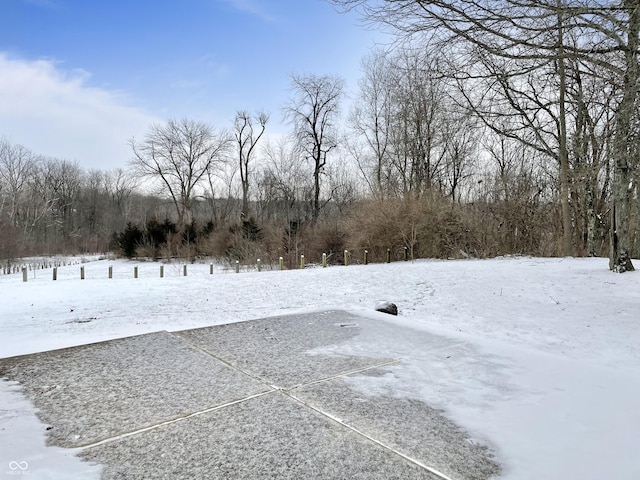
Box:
2, 0, 639, 270
331, 0, 640, 271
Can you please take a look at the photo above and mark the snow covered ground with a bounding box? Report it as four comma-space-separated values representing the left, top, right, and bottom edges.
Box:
1, 256, 639, 479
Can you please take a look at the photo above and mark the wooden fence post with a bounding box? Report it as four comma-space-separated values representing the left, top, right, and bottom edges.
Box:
183, 265, 187, 277
53, 267, 57, 281
386, 249, 391, 263
364, 250, 368, 265
344, 250, 349, 266
22, 267, 27, 282
279, 257, 284, 270
322, 253, 327, 268
134, 266, 138, 279
160, 265, 164, 278
80, 266, 85, 280
210, 263, 214, 275
300, 255, 305, 269
108, 265, 113, 279
235, 260, 240, 273
257, 259, 262, 272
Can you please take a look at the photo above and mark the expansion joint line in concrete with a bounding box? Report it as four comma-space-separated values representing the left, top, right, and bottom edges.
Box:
287, 359, 401, 391
173, 332, 400, 392
171, 332, 270, 387
283, 391, 455, 480
78, 390, 273, 451
279, 358, 455, 480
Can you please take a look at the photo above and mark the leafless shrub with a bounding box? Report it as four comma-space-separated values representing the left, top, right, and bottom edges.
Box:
343, 193, 562, 260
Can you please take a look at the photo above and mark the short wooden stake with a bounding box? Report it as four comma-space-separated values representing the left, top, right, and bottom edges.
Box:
108, 265, 113, 279
160, 265, 164, 278
387, 249, 391, 263
364, 250, 368, 265
322, 253, 327, 268
300, 255, 305, 269
210, 263, 214, 275
235, 260, 240, 273
344, 250, 349, 266
279, 257, 284, 270
183, 265, 187, 277
134, 266, 138, 278
53, 267, 57, 281
404, 246, 408, 261
257, 259, 262, 272
22, 267, 27, 282
80, 266, 85, 280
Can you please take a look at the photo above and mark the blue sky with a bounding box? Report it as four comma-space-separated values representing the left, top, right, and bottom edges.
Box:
0, 0, 383, 169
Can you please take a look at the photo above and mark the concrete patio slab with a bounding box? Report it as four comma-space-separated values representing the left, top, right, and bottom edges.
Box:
293, 375, 498, 480
0, 331, 270, 448
0, 310, 501, 479
174, 310, 394, 388
81, 391, 442, 480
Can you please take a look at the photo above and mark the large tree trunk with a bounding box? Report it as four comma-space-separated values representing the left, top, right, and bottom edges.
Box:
610, 0, 638, 273
313, 159, 321, 222
585, 178, 598, 257
241, 176, 249, 219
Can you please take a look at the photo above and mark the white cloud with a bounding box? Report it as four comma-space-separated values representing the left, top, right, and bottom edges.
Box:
0, 53, 160, 170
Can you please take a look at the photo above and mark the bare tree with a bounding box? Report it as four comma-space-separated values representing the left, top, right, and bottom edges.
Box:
79, 170, 104, 237
349, 47, 453, 199
451, 48, 576, 250
441, 110, 479, 203
389, 48, 447, 197
331, 0, 639, 270
606, 0, 639, 271
104, 168, 138, 224
130, 119, 232, 228
234, 110, 269, 220
0, 138, 35, 259
257, 137, 311, 224
0, 138, 36, 225
24, 158, 83, 251
569, 58, 615, 257
349, 49, 395, 197
204, 163, 239, 227
284, 73, 344, 222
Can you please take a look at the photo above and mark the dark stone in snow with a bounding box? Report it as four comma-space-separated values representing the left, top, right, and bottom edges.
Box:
375, 302, 398, 316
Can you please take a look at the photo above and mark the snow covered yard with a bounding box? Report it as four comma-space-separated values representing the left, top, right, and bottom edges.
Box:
1, 256, 639, 479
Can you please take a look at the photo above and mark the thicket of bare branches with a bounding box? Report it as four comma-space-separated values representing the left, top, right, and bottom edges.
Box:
0, 131, 597, 266
330, 0, 639, 271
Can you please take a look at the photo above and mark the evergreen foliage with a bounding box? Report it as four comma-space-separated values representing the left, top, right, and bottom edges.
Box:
118, 223, 144, 259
